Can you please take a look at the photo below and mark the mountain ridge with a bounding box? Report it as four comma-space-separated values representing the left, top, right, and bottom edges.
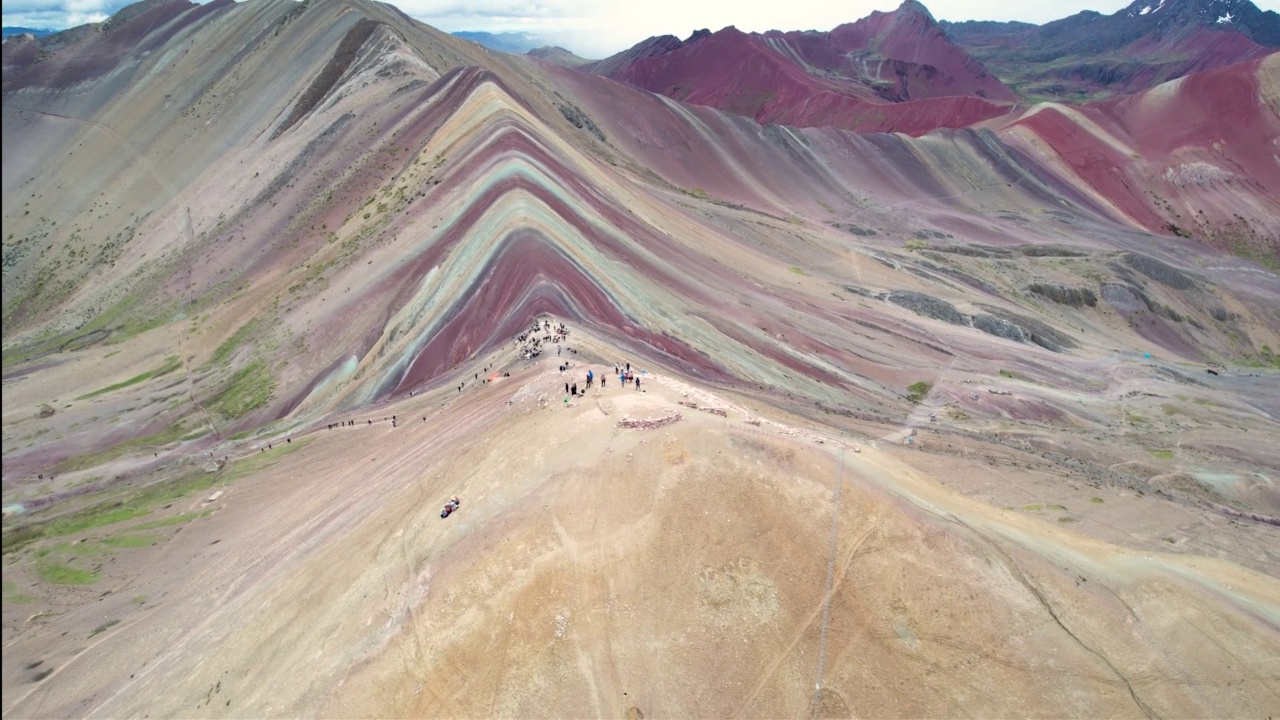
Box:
940, 0, 1279, 100
2, 0, 1279, 716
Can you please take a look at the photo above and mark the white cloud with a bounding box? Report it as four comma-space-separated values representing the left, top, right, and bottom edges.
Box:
406, 0, 1280, 58
3, 0, 132, 29
5, 0, 1278, 55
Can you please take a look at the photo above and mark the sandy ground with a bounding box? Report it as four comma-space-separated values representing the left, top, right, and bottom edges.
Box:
2, 2, 1278, 715
3, 348, 1278, 718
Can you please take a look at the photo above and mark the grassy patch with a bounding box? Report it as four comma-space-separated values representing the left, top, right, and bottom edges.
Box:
223, 437, 311, 482
6, 439, 308, 555
208, 360, 276, 419
2, 579, 38, 604
76, 356, 182, 401
1150, 449, 1174, 460
39, 506, 154, 543
208, 317, 263, 367
998, 369, 1018, 379
906, 381, 932, 403
1023, 504, 1044, 512
131, 511, 209, 530
904, 239, 928, 250
1057, 516, 1075, 523
1090, 497, 1104, 504
36, 560, 99, 585
1254, 344, 1280, 369
789, 266, 808, 276
132, 594, 148, 605
52, 421, 197, 474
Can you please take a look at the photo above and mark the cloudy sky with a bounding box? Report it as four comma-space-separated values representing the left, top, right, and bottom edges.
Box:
5, 0, 1279, 57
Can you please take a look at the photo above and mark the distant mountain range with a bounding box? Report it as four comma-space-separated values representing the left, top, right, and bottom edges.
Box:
2, 26, 56, 40
450, 31, 550, 54
583, 0, 1018, 134
941, 0, 1280, 101
526, 45, 592, 67
587, 0, 1278, 120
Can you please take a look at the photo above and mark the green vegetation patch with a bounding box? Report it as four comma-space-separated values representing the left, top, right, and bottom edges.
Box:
209, 360, 276, 419
1257, 344, 1280, 370
906, 381, 932, 403
37, 506, 153, 543
36, 560, 100, 585
6, 439, 309, 556
77, 356, 182, 400
208, 317, 264, 367
131, 511, 209, 531
1150, 449, 1174, 460
52, 421, 197, 474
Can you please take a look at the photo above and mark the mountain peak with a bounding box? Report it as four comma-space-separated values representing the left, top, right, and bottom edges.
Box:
1115, 0, 1280, 45
897, 0, 938, 23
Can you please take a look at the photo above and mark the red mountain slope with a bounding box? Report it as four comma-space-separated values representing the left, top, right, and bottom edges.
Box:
995, 54, 1280, 255
587, 0, 1015, 134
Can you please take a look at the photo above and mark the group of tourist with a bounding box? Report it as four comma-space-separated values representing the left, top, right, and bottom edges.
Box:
515, 319, 570, 361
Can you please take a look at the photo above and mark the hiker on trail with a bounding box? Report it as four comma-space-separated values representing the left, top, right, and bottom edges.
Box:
572, 383, 578, 396
635, 376, 641, 390
626, 362, 631, 372
558, 347, 562, 356
602, 376, 606, 389
565, 382, 570, 394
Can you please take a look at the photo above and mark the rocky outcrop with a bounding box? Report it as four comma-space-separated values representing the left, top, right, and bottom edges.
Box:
618, 411, 683, 429
1027, 283, 1098, 307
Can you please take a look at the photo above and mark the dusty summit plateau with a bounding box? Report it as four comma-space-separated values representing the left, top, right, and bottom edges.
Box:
2, 0, 1279, 716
